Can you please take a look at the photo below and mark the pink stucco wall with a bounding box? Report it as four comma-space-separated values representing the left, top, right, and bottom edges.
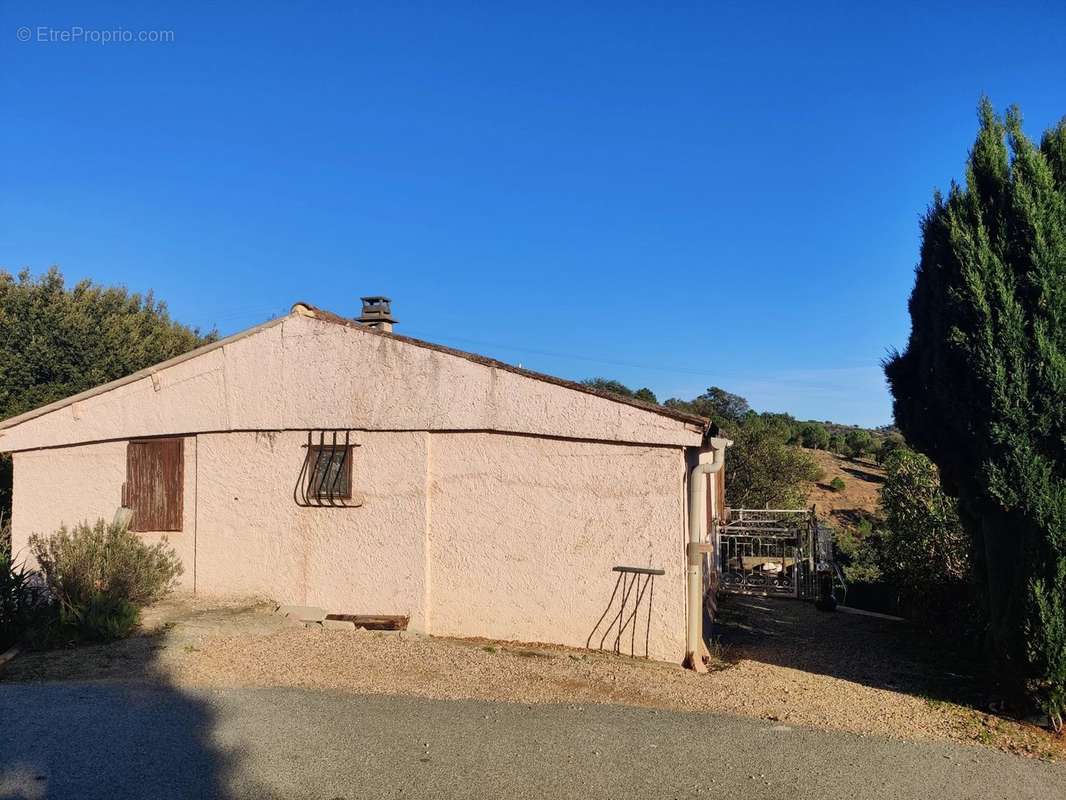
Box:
428, 433, 687, 660
10, 429, 688, 661
193, 430, 430, 628
11, 438, 197, 591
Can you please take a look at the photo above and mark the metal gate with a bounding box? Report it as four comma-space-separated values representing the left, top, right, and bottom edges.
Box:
716, 508, 822, 599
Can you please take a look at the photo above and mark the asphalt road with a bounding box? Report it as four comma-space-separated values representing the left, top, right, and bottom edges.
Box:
0, 682, 1062, 799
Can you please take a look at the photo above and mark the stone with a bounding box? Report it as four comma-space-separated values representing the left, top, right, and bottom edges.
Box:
276, 605, 328, 622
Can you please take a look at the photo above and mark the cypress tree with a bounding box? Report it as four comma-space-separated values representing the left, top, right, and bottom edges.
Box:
885, 99, 1066, 728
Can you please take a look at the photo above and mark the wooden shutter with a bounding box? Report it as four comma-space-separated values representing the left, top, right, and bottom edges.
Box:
125, 438, 184, 532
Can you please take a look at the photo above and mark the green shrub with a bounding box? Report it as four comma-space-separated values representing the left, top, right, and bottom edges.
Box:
878, 449, 973, 635
831, 522, 883, 584
1, 507, 9, 559
0, 549, 38, 650
63, 593, 141, 641
844, 430, 873, 459
799, 423, 830, 450
829, 476, 846, 492
29, 518, 182, 641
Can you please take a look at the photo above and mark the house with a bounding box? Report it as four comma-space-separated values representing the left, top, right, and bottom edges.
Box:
0, 298, 727, 664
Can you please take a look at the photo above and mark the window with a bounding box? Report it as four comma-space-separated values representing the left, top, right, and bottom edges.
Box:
308, 445, 354, 500
124, 438, 184, 532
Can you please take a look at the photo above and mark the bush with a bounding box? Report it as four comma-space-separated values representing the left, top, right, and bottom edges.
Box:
0, 549, 38, 650
65, 593, 141, 641
799, 423, 830, 450
29, 518, 182, 641
830, 520, 883, 584
844, 430, 874, 459
829, 476, 846, 492
877, 449, 973, 635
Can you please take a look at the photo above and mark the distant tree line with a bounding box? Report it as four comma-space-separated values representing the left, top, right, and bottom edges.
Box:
582, 381, 825, 509
580, 378, 658, 405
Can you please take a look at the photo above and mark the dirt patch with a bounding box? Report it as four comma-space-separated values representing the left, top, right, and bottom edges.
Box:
3, 592, 1061, 761
807, 450, 884, 527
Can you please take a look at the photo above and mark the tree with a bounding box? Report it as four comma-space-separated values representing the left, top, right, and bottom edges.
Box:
698, 386, 750, 423
0, 269, 215, 522
633, 387, 658, 404
878, 449, 971, 630
876, 433, 907, 465
799, 422, 830, 449
725, 415, 820, 508
828, 433, 845, 454
581, 377, 636, 397
884, 100, 1066, 727
581, 378, 657, 405
660, 388, 816, 509
844, 429, 873, 459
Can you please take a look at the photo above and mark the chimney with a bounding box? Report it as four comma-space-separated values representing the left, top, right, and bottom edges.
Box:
357, 296, 397, 333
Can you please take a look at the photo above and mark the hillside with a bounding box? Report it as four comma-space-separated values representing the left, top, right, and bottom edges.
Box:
805, 449, 884, 529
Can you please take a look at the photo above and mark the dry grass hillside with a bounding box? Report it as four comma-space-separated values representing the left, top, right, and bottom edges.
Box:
806, 449, 885, 529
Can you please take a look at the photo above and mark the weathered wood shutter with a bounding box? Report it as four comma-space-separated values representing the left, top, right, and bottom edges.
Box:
125, 438, 184, 532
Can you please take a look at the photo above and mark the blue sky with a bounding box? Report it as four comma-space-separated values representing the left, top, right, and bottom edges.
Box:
3, 2, 1064, 427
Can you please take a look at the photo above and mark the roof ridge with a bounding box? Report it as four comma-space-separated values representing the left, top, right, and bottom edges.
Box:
292, 303, 708, 429
0, 304, 709, 433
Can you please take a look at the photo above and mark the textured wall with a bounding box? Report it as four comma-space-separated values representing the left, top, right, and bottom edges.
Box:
0, 314, 703, 452
10, 429, 690, 662
192, 430, 430, 628
10, 439, 197, 590
427, 433, 688, 662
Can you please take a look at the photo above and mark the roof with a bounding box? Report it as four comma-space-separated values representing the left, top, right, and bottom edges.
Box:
0, 303, 709, 433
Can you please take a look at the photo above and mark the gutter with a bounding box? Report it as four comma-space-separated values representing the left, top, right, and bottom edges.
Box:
684, 436, 731, 672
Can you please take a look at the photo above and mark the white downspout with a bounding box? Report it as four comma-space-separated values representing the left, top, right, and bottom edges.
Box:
685, 436, 731, 672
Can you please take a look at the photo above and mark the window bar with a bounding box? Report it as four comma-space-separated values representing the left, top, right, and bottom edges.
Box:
293, 431, 314, 506
294, 430, 357, 508
325, 429, 338, 507
331, 429, 352, 506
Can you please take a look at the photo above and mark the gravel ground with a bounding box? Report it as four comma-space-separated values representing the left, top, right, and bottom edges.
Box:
3, 593, 1062, 761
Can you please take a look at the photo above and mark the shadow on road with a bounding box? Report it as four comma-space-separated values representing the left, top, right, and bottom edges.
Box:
0, 639, 265, 800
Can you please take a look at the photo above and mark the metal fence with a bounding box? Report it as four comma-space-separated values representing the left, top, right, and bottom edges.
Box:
716, 508, 824, 599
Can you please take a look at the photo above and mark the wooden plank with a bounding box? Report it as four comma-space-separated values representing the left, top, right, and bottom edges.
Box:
126, 438, 183, 532
324, 614, 409, 630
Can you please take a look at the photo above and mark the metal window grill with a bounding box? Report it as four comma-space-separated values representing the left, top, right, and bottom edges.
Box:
293, 430, 363, 508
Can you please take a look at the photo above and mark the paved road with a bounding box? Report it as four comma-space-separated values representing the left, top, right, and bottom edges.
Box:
0, 682, 1061, 799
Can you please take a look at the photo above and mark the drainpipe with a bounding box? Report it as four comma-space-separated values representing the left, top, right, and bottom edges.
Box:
684, 436, 731, 672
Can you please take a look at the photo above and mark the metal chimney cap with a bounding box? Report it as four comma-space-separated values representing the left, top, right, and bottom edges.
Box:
357, 296, 397, 326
